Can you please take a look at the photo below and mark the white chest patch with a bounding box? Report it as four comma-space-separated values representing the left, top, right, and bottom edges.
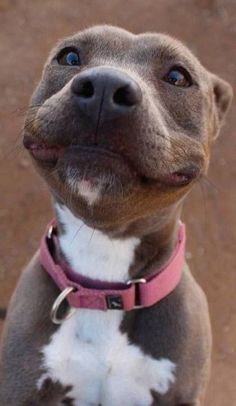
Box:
38, 204, 176, 405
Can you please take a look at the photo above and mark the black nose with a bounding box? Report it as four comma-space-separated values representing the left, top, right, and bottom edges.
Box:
71, 67, 142, 124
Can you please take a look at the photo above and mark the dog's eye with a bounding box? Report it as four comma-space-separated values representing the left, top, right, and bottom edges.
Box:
164, 67, 192, 87
57, 48, 81, 66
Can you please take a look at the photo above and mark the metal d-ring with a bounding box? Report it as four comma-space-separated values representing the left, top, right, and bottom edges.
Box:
50, 286, 76, 325
47, 224, 54, 239
126, 278, 146, 286
126, 278, 146, 309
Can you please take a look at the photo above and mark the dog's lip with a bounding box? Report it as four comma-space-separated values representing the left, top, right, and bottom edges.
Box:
162, 171, 197, 186
23, 139, 66, 162
31, 144, 65, 161
24, 139, 138, 175
142, 165, 200, 187
64, 145, 138, 175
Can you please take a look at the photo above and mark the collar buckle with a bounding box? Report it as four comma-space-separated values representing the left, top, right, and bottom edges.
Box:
126, 277, 146, 286
127, 278, 146, 309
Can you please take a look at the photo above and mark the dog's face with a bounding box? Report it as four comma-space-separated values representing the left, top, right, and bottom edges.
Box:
23, 25, 232, 230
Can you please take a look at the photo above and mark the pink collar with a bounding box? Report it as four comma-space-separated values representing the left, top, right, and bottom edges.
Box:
40, 221, 186, 312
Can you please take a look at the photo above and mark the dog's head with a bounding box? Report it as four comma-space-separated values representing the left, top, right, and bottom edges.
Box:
23, 25, 232, 231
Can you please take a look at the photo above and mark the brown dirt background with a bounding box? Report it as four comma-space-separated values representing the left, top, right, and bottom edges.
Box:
0, 0, 235, 404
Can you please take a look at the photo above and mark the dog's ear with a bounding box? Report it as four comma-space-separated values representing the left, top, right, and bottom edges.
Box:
211, 74, 233, 138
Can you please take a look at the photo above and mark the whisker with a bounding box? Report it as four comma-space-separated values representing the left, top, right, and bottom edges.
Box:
88, 227, 95, 247
201, 174, 221, 193
197, 179, 209, 235
70, 222, 85, 244
0, 134, 25, 162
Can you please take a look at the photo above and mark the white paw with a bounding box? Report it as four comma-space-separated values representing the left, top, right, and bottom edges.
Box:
148, 358, 176, 395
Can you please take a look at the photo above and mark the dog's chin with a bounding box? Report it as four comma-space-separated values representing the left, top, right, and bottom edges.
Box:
56, 146, 139, 203
58, 170, 135, 206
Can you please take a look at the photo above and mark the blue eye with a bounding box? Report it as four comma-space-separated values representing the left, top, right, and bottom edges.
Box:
66, 52, 80, 66
164, 67, 192, 87
57, 48, 81, 66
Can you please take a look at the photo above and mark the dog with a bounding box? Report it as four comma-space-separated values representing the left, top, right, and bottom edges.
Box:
0, 25, 232, 406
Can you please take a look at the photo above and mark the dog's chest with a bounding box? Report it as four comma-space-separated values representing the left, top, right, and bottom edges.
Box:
38, 205, 176, 405
39, 309, 175, 406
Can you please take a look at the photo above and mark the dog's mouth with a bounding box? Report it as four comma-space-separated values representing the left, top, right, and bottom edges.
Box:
24, 140, 138, 176
23, 141, 66, 163
141, 165, 199, 187
24, 138, 199, 188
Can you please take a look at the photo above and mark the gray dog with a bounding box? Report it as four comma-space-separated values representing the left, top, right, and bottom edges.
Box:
0, 26, 232, 405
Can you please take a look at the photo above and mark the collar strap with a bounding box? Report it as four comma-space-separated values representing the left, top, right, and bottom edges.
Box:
39, 221, 186, 312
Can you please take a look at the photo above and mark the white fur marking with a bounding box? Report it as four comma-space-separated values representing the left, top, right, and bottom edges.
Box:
38, 205, 176, 404
55, 204, 140, 282
68, 175, 101, 206
77, 180, 101, 205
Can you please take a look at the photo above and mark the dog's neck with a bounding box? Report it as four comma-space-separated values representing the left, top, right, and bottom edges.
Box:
55, 202, 182, 283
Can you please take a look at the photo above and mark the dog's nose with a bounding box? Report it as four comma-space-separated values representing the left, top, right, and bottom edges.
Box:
71, 67, 142, 123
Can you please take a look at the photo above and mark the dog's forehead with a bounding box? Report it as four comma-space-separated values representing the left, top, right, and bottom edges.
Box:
57, 25, 134, 48
50, 25, 133, 58
51, 25, 205, 73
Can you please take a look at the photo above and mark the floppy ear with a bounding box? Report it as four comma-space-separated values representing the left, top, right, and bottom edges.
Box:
211, 74, 233, 138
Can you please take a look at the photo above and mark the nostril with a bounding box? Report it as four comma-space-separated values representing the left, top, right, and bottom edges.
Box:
113, 84, 141, 107
73, 79, 94, 98
79, 80, 94, 98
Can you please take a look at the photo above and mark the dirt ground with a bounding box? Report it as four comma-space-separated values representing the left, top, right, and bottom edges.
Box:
0, 0, 235, 404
